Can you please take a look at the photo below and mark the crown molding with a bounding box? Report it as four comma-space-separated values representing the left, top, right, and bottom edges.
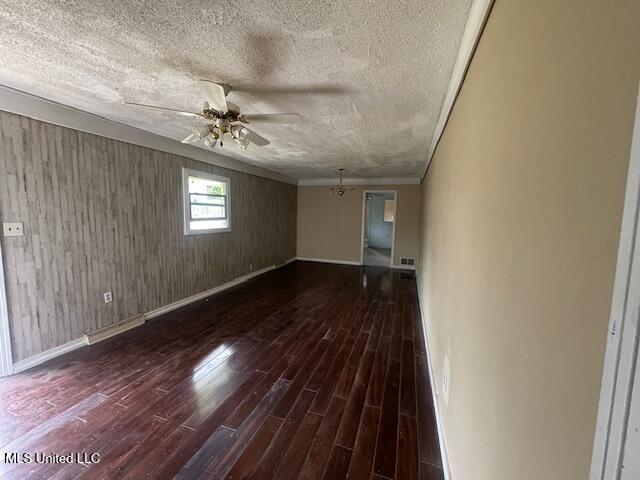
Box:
420, 0, 495, 182
0, 84, 297, 186
297, 176, 420, 186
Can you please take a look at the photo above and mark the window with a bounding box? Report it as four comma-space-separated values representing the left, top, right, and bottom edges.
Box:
182, 168, 231, 234
384, 199, 396, 222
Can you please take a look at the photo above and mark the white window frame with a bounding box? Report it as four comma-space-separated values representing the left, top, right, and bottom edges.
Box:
182, 167, 231, 235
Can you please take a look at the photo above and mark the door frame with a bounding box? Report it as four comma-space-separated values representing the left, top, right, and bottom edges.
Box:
359, 190, 397, 267
0, 240, 13, 376
590, 77, 640, 479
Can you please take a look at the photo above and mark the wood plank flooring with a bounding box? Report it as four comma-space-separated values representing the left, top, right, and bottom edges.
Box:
0, 261, 443, 479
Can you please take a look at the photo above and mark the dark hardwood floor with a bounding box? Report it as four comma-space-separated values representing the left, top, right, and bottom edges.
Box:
0, 261, 443, 479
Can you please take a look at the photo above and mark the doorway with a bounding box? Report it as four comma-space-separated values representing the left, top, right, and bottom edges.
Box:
590, 77, 640, 479
360, 190, 396, 268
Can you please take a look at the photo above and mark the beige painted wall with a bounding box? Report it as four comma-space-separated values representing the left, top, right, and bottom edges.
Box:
416, 2, 640, 480
0, 111, 296, 362
297, 185, 421, 266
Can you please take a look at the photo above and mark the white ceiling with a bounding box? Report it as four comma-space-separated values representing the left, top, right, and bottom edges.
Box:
0, 0, 472, 179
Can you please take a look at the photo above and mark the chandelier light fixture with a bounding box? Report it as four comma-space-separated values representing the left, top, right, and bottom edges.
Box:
329, 168, 355, 197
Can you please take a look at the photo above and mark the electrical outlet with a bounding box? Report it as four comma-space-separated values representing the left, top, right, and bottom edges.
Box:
3, 222, 24, 237
249, 263, 254, 271
103, 291, 112, 304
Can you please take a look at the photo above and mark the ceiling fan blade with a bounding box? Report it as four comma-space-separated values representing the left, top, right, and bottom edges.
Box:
124, 102, 202, 117
181, 133, 199, 144
243, 128, 270, 147
242, 113, 302, 124
199, 80, 228, 113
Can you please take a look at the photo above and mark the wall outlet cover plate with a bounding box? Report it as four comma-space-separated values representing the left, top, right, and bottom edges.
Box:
3, 223, 24, 237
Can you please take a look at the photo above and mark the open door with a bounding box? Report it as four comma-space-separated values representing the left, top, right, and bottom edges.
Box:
360, 190, 396, 268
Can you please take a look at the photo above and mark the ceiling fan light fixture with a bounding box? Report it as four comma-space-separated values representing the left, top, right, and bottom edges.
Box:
126, 80, 298, 152
203, 136, 217, 148
231, 125, 249, 141
191, 124, 211, 139
234, 137, 249, 150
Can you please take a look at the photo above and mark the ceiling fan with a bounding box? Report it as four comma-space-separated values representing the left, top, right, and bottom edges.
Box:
125, 80, 302, 150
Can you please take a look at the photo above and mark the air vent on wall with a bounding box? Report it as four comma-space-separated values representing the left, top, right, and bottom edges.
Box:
400, 257, 415, 266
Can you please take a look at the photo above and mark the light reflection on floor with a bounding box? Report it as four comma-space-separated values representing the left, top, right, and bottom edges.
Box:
363, 247, 391, 267
192, 342, 235, 413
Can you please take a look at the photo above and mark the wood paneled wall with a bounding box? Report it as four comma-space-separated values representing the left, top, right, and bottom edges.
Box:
0, 111, 296, 362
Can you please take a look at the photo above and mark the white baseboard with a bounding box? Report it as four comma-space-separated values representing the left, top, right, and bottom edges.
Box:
11, 257, 296, 374
12, 337, 88, 374
415, 270, 452, 480
392, 263, 416, 271
296, 257, 415, 270
280, 256, 297, 266
85, 314, 145, 345
296, 256, 362, 266
145, 260, 290, 320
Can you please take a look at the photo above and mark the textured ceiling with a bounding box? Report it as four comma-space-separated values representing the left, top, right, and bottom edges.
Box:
0, 0, 472, 179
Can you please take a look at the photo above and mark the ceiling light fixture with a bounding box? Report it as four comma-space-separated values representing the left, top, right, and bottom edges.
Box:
329, 168, 354, 197
192, 124, 211, 139
231, 125, 249, 140
203, 135, 218, 149
234, 137, 249, 150
126, 79, 302, 151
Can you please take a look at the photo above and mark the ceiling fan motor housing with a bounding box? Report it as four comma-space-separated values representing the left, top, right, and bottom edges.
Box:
215, 118, 229, 128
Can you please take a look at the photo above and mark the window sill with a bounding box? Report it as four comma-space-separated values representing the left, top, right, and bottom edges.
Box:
184, 227, 232, 235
